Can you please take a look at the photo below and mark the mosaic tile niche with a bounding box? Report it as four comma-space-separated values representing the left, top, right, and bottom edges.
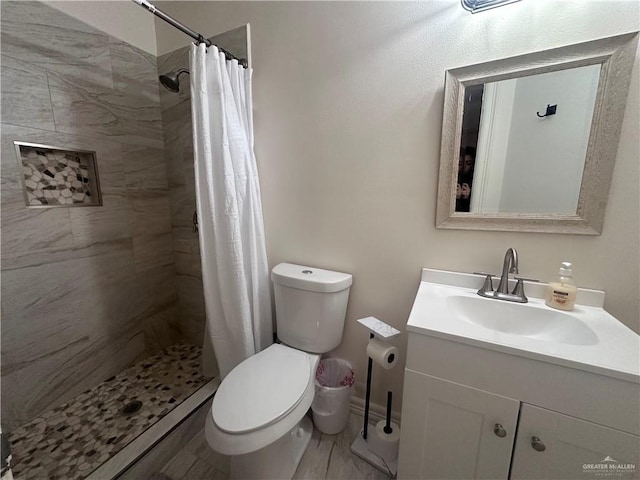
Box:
16, 142, 102, 207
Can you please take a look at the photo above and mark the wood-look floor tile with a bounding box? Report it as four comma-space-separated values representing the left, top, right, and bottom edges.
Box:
182, 457, 219, 480
293, 430, 337, 480
161, 450, 199, 480
157, 414, 387, 480
185, 431, 230, 474
326, 436, 390, 480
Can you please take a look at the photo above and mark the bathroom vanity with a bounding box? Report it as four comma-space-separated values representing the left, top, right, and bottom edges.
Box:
397, 269, 640, 480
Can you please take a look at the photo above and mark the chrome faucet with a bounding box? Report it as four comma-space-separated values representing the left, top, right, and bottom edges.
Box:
475, 248, 537, 303
497, 248, 518, 294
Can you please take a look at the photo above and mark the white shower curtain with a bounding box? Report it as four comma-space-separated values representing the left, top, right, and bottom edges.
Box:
189, 44, 273, 379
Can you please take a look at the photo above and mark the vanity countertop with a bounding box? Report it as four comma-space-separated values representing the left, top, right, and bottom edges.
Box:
407, 269, 640, 383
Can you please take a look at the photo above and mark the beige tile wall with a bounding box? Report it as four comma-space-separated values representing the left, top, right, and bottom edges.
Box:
0, 1, 179, 429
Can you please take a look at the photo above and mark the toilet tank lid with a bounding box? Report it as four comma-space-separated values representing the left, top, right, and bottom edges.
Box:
271, 263, 352, 293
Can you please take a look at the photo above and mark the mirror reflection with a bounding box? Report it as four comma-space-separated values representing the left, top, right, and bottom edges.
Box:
455, 64, 601, 214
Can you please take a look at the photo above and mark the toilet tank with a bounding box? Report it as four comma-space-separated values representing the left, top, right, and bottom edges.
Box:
271, 263, 352, 353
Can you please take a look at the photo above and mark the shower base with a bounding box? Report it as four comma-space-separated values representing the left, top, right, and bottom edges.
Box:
8, 343, 212, 480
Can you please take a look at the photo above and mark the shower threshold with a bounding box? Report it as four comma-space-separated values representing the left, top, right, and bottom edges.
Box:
7, 343, 217, 480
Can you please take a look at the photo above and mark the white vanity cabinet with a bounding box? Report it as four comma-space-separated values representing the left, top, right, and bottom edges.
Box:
397, 333, 640, 480
511, 404, 639, 480
399, 370, 519, 479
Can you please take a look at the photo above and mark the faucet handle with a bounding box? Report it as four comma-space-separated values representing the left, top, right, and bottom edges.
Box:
473, 272, 496, 295
512, 277, 539, 301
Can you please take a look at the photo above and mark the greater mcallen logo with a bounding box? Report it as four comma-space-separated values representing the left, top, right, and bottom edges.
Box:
583, 456, 636, 477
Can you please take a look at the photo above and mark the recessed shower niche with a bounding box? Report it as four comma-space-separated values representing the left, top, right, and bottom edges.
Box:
15, 142, 103, 208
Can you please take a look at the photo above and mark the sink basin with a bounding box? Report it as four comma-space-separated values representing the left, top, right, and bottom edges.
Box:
406, 269, 639, 382
447, 295, 599, 345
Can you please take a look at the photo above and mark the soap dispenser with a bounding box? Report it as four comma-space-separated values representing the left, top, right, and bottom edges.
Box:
545, 262, 577, 311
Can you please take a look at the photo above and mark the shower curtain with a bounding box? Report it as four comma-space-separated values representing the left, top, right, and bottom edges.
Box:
189, 44, 273, 379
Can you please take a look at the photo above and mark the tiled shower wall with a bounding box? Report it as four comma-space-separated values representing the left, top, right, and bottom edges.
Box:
0, 1, 180, 429
158, 27, 248, 346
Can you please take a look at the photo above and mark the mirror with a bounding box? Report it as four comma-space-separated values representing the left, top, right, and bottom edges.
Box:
436, 32, 638, 234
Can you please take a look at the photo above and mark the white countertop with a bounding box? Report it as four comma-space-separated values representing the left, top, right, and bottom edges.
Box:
406, 269, 640, 383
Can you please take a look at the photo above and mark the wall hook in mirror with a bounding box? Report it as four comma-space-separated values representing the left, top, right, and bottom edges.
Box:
537, 104, 557, 118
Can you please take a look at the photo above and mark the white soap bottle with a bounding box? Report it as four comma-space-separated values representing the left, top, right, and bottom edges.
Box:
545, 262, 577, 311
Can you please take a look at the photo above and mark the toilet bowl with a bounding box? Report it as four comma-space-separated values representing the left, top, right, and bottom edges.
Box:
204, 263, 352, 479
205, 344, 319, 479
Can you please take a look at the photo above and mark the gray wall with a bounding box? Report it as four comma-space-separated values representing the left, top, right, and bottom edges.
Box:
0, 1, 179, 429
158, 26, 248, 346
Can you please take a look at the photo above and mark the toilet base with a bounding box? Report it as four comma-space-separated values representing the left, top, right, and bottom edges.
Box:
230, 416, 313, 480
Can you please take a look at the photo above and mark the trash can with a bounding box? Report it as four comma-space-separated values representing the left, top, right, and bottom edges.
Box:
311, 358, 355, 435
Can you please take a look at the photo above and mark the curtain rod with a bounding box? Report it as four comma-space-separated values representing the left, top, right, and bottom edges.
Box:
131, 0, 248, 68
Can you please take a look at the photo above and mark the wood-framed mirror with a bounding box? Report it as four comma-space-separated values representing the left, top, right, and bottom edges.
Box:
436, 32, 638, 235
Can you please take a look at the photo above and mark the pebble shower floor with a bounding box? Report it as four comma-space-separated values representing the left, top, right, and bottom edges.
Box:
8, 343, 209, 479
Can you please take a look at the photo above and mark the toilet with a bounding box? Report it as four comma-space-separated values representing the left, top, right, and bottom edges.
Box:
204, 263, 353, 480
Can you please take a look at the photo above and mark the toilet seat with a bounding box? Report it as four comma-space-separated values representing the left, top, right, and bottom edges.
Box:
213, 343, 311, 433
206, 344, 320, 456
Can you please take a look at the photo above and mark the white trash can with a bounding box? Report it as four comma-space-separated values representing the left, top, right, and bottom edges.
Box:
311, 358, 355, 435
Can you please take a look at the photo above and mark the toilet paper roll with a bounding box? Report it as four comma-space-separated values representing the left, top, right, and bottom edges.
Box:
368, 420, 400, 461
366, 337, 398, 370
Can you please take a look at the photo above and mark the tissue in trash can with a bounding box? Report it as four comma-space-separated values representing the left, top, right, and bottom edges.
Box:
312, 358, 355, 424
315, 358, 355, 388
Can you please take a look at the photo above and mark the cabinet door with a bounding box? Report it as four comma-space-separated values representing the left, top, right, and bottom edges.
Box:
512, 404, 640, 480
397, 369, 519, 480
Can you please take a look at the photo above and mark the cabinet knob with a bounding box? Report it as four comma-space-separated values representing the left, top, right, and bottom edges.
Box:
493, 424, 507, 437
531, 436, 546, 452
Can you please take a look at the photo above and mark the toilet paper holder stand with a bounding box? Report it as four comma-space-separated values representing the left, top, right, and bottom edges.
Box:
351, 317, 401, 478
